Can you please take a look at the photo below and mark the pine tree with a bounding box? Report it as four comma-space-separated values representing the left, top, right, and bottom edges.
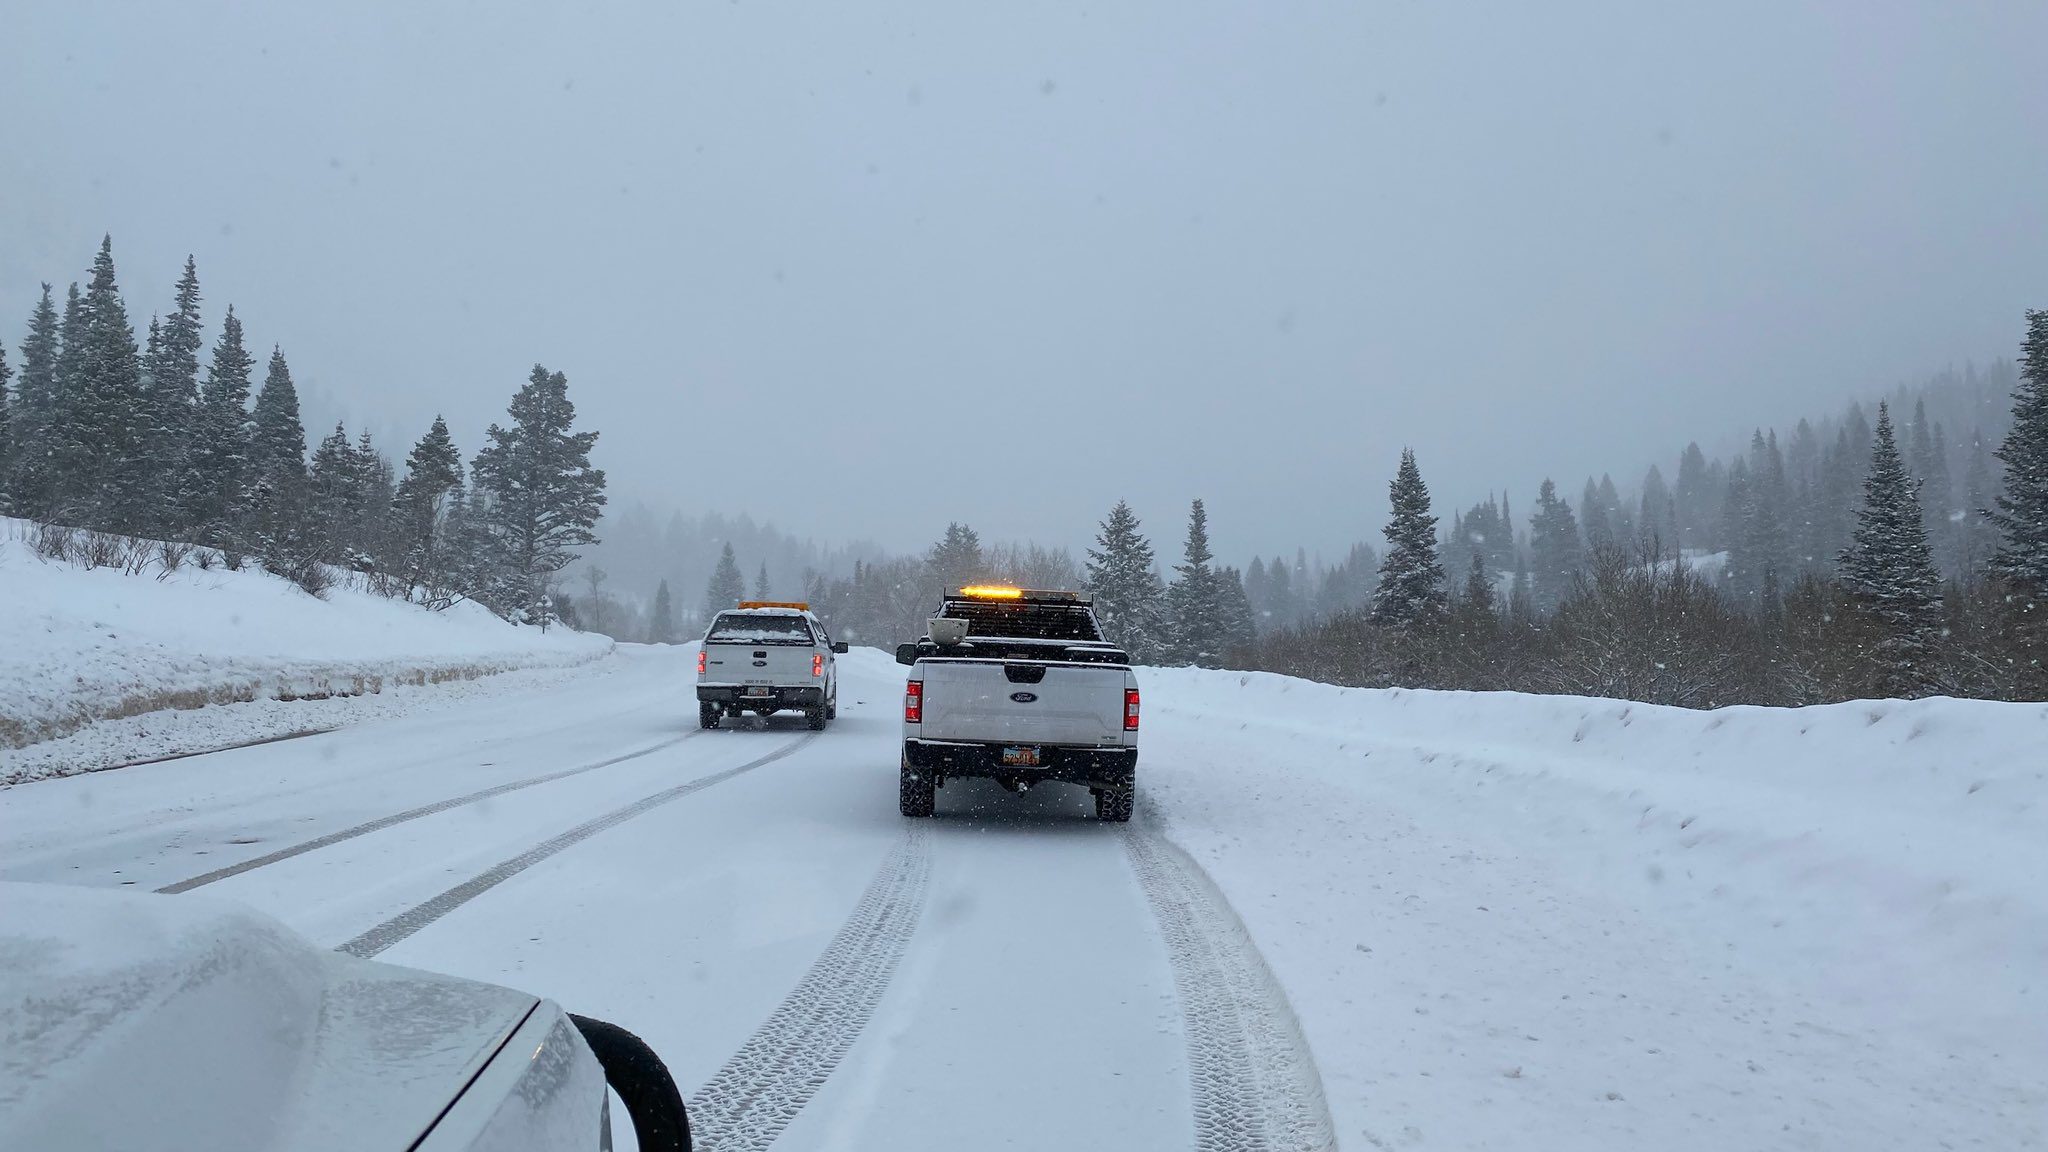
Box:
1462, 551, 1495, 612
1988, 309, 2048, 592
703, 542, 745, 617
308, 422, 357, 563
347, 430, 394, 567
392, 416, 464, 590
755, 561, 771, 600
0, 342, 11, 508
471, 364, 608, 625
1673, 442, 1714, 552
190, 306, 255, 544
1369, 448, 1447, 626
1164, 499, 1226, 666
1217, 566, 1258, 658
73, 237, 148, 528
1639, 464, 1675, 549
8, 285, 62, 516
1579, 477, 1612, 553
150, 256, 206, 531
1840, 402, 1943, 683
1086, 499, 1166, 661
1528, 478, 1583, 613
924, 522, 985, 593
649, 579, 678, 643
46, 282, 90, 519
248, 346, 309, 564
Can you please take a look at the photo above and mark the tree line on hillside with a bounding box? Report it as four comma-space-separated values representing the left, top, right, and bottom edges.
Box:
0, 237, 606, 625
1248, 311, 2048, 705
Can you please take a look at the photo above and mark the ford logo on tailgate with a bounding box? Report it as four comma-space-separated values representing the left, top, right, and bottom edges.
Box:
1009, 691, 1038, 703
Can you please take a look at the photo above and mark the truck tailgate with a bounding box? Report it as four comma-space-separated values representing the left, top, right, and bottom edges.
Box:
919, 660, 1128, 746
703, 642, 814, 685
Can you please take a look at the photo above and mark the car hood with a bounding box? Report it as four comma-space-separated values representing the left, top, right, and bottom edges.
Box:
0, 882, 539, 1152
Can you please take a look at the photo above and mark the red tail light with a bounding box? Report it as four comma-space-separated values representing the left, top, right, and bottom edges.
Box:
697, 649, 707, 675
1124, 687, 1141, 731
904, 681, 923, 724
812, 653, 825, 677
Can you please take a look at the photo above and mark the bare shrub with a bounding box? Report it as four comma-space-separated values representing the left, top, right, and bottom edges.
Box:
78, 530, 128, 570
29, 521, 76, 563
155, 539, 195, 580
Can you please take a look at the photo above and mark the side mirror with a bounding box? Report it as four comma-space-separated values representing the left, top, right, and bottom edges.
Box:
831, 642, 849, 654
894, 643, 919, 666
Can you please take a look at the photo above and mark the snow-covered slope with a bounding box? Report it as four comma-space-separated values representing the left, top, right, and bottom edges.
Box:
1142, 669, 2048, 1149
1, 520, 611, 780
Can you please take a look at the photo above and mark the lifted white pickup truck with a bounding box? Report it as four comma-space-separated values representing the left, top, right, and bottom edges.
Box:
697, 603, 847, 730
895, 587, 1139, 822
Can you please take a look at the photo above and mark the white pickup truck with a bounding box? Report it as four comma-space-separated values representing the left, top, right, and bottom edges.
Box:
895, 586, 1139, 822
696, 602, 847, 730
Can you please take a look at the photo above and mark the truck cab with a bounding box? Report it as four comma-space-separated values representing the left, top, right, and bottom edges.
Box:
696, 602, 847, 730
895, 586, 1139, 821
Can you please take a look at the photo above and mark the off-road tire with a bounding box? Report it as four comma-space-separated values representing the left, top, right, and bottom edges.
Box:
899, 757, 936, 817
699, 702, 721, 730
806, 707, 828, 731
1095, 781, 1134, 823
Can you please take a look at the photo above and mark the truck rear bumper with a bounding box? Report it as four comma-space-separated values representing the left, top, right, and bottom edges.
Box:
698, 685, 825, 708
904, 739, 1136, 788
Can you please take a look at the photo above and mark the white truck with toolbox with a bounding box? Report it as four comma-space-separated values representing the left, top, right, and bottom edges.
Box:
894, 586, 1140, 822
696, 602, 847, 730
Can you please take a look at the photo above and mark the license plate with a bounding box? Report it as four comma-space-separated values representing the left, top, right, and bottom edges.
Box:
744, 687, 774, 698
1001, 745, 1042, 767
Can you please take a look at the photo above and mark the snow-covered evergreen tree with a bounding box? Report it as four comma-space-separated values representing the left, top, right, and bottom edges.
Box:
703, 541, 745, 617
190, 306, 255, 545
755, 561, 771, 600
1369, 448, 1446, 626
1988, 309, 2048, 593
1840, 402, 1943, 681
1528, 478, 1582, 612
0, 342, 11, 509
71, 238, 148, 529
149, 256, 206, 533
1085, 499, 1165, 661
1217, 565, 1257, 657
471, 364, 607, 625
648, 579, 678, 643
1462, 551, 1495, 613
1163, 499, 1226, 666
8, 286, 62, 516
391, 416, 464, 591
248, 346, 309, 563
307, 422, 359, 565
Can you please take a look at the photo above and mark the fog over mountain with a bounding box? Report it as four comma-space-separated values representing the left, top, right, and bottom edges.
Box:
6, 2, 2044, 560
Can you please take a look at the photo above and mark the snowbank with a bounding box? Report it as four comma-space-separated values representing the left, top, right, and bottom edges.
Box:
1, 521, 611, 781
1141, 668, 2048, 1150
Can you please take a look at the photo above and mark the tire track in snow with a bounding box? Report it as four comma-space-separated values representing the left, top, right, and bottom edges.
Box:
159, 730, 707, 894
337, 733, 818, 958
687, 823, 932, 1152
1126, 823, 1338, 1152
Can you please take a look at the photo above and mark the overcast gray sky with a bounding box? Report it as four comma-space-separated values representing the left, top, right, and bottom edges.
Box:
6, 2, 2045, 561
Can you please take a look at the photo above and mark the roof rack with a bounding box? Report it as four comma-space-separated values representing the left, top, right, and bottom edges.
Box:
736, 601, 810, 611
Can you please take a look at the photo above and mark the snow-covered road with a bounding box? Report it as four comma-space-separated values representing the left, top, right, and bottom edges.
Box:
3, 646, 2041, 1150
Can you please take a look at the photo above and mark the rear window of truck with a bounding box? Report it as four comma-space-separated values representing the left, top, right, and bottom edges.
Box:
706, 614, 816, 645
